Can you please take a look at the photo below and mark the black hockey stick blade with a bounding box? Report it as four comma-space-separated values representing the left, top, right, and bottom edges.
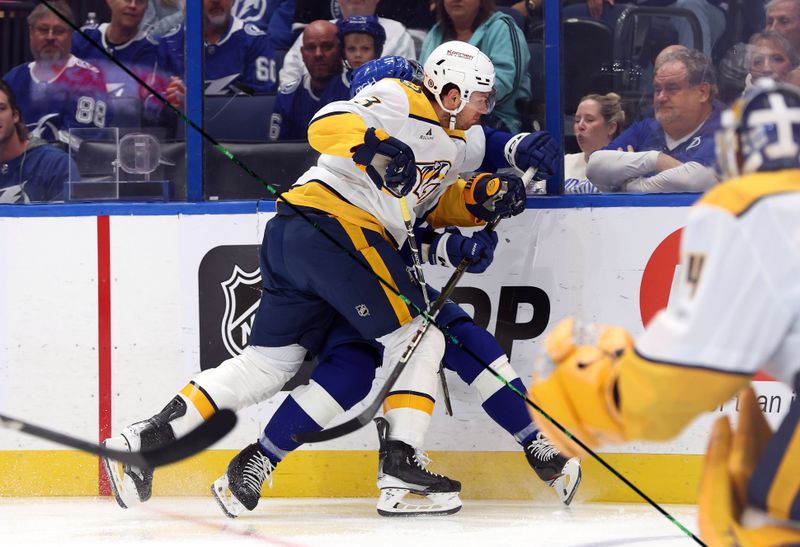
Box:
0, 409, 236, 468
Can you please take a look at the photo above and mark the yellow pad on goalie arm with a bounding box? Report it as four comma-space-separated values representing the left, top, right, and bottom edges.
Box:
528, 318, 751, 458
699, 388, 800, 547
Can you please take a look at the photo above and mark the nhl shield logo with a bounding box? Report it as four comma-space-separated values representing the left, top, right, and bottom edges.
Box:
221, 264, 262, 357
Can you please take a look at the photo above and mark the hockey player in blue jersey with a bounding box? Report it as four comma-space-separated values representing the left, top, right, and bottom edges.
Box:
269, 20, 350, 141
71, 0, 158, 122
3, 2, 111, 145
0, 80, 76, 203
269, 16, 385, 141
150, 0, 278, 110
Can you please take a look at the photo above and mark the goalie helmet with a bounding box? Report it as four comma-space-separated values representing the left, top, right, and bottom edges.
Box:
717, 77, 800, 178
423, 41, 496, 127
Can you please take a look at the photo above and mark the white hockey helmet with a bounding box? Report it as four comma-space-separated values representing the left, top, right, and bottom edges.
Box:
423, 41, 496, 123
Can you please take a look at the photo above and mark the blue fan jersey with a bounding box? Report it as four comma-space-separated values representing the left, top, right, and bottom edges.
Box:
71, 24, 159, 99
3, 56, 111, 142
234, 0, 297, 49
0, 141, 77, 203
153, 18, 278, 96
269, 72, 350, 140
605, 104, 723, 167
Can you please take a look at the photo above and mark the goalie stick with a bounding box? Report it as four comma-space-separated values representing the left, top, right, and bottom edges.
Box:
0, 408, 236, 468
293, 167, 535, 444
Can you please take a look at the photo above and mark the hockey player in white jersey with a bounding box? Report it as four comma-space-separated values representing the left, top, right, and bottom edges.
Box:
103, 41, 545, 517
529, 78, 800, 546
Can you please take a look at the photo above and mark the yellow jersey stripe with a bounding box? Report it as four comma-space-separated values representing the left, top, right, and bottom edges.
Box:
336, 220, 412, 325
180, 381, 217, 420
766, 424, 800, 519
308, 111, 368, 158
383, 391, 436, 415
280, 182, 392, 244
700, 169, 800, 217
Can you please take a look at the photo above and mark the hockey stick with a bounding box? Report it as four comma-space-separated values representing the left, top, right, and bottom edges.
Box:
0, 408, 236, 468
397, 197, 454, 416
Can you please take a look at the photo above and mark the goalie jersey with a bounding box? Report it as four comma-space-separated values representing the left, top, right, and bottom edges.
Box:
282, 78, 486, 247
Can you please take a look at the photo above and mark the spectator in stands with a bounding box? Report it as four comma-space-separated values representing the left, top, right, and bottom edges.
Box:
151, 0, 278, 109
0, 80, 76, 203
747, 31, 800, 86
419, 0, 531, 133
2, 1, 110, 145
586, 48, 721, 192
141, 0, 183, 38
280, 0, 416, 85
269, 19, 355, 141
564, 92, 625, 194
233, 0, 297, 49
767, 0, 800, 54
71, 0, 159, 126
338, 15, 386, 70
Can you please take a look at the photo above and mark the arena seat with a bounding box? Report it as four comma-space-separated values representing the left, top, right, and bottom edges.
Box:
204, 140, 320, 200
204, 93, 277, 141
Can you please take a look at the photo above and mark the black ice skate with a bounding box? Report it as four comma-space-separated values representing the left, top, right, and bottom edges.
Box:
211, 442, 275, 518
525, 431, 582, 505
374, 417, 462, 516
102, 396, 183, 509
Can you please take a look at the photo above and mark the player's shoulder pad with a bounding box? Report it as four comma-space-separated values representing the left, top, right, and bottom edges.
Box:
279, 78, 301, 95
244, 23, 266, 37
699, 170, 800, 217
80, 23, 100, 32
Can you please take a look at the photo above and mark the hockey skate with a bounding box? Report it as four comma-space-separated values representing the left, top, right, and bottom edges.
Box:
525, 431, 582, 505
374, 417, 462, 517
211, 443, 275, 518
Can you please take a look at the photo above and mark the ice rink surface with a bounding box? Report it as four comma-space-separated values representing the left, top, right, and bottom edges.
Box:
1, 497, 701, 547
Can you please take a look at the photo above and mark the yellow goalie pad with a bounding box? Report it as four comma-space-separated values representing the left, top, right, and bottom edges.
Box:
699, 388, 800, 547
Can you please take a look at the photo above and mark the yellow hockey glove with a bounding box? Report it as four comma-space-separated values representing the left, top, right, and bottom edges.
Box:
527, 317, 633, 457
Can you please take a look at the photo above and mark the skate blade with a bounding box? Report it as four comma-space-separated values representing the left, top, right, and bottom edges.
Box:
376, 488, 462, 517
101, 438, 140, 509
551, 457, 582, 506
211, 475, 245, 519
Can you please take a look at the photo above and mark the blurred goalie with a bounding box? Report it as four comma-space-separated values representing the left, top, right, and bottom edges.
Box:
529, 78, 800, 547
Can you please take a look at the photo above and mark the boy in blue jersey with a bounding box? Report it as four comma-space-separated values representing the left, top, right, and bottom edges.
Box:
269, 20, 348, 141
71, 0, 158, 104
150, 0, 278, 111
586, 48, 722, 192
3, 2, 111, 146
0, 80, 76, 203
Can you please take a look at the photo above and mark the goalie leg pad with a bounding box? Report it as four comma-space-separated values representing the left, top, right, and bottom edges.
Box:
377, 488, 462, 517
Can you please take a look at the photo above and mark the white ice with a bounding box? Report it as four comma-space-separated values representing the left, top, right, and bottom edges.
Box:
0, 497, 701, 547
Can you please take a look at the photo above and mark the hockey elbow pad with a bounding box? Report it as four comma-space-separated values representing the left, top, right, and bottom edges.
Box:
352, 127, 417, 198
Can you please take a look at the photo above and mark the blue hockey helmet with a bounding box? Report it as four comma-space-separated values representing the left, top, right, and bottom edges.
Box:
717, 77, 800, 178
336, 15, 386, 58
348, 55, 424, 98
